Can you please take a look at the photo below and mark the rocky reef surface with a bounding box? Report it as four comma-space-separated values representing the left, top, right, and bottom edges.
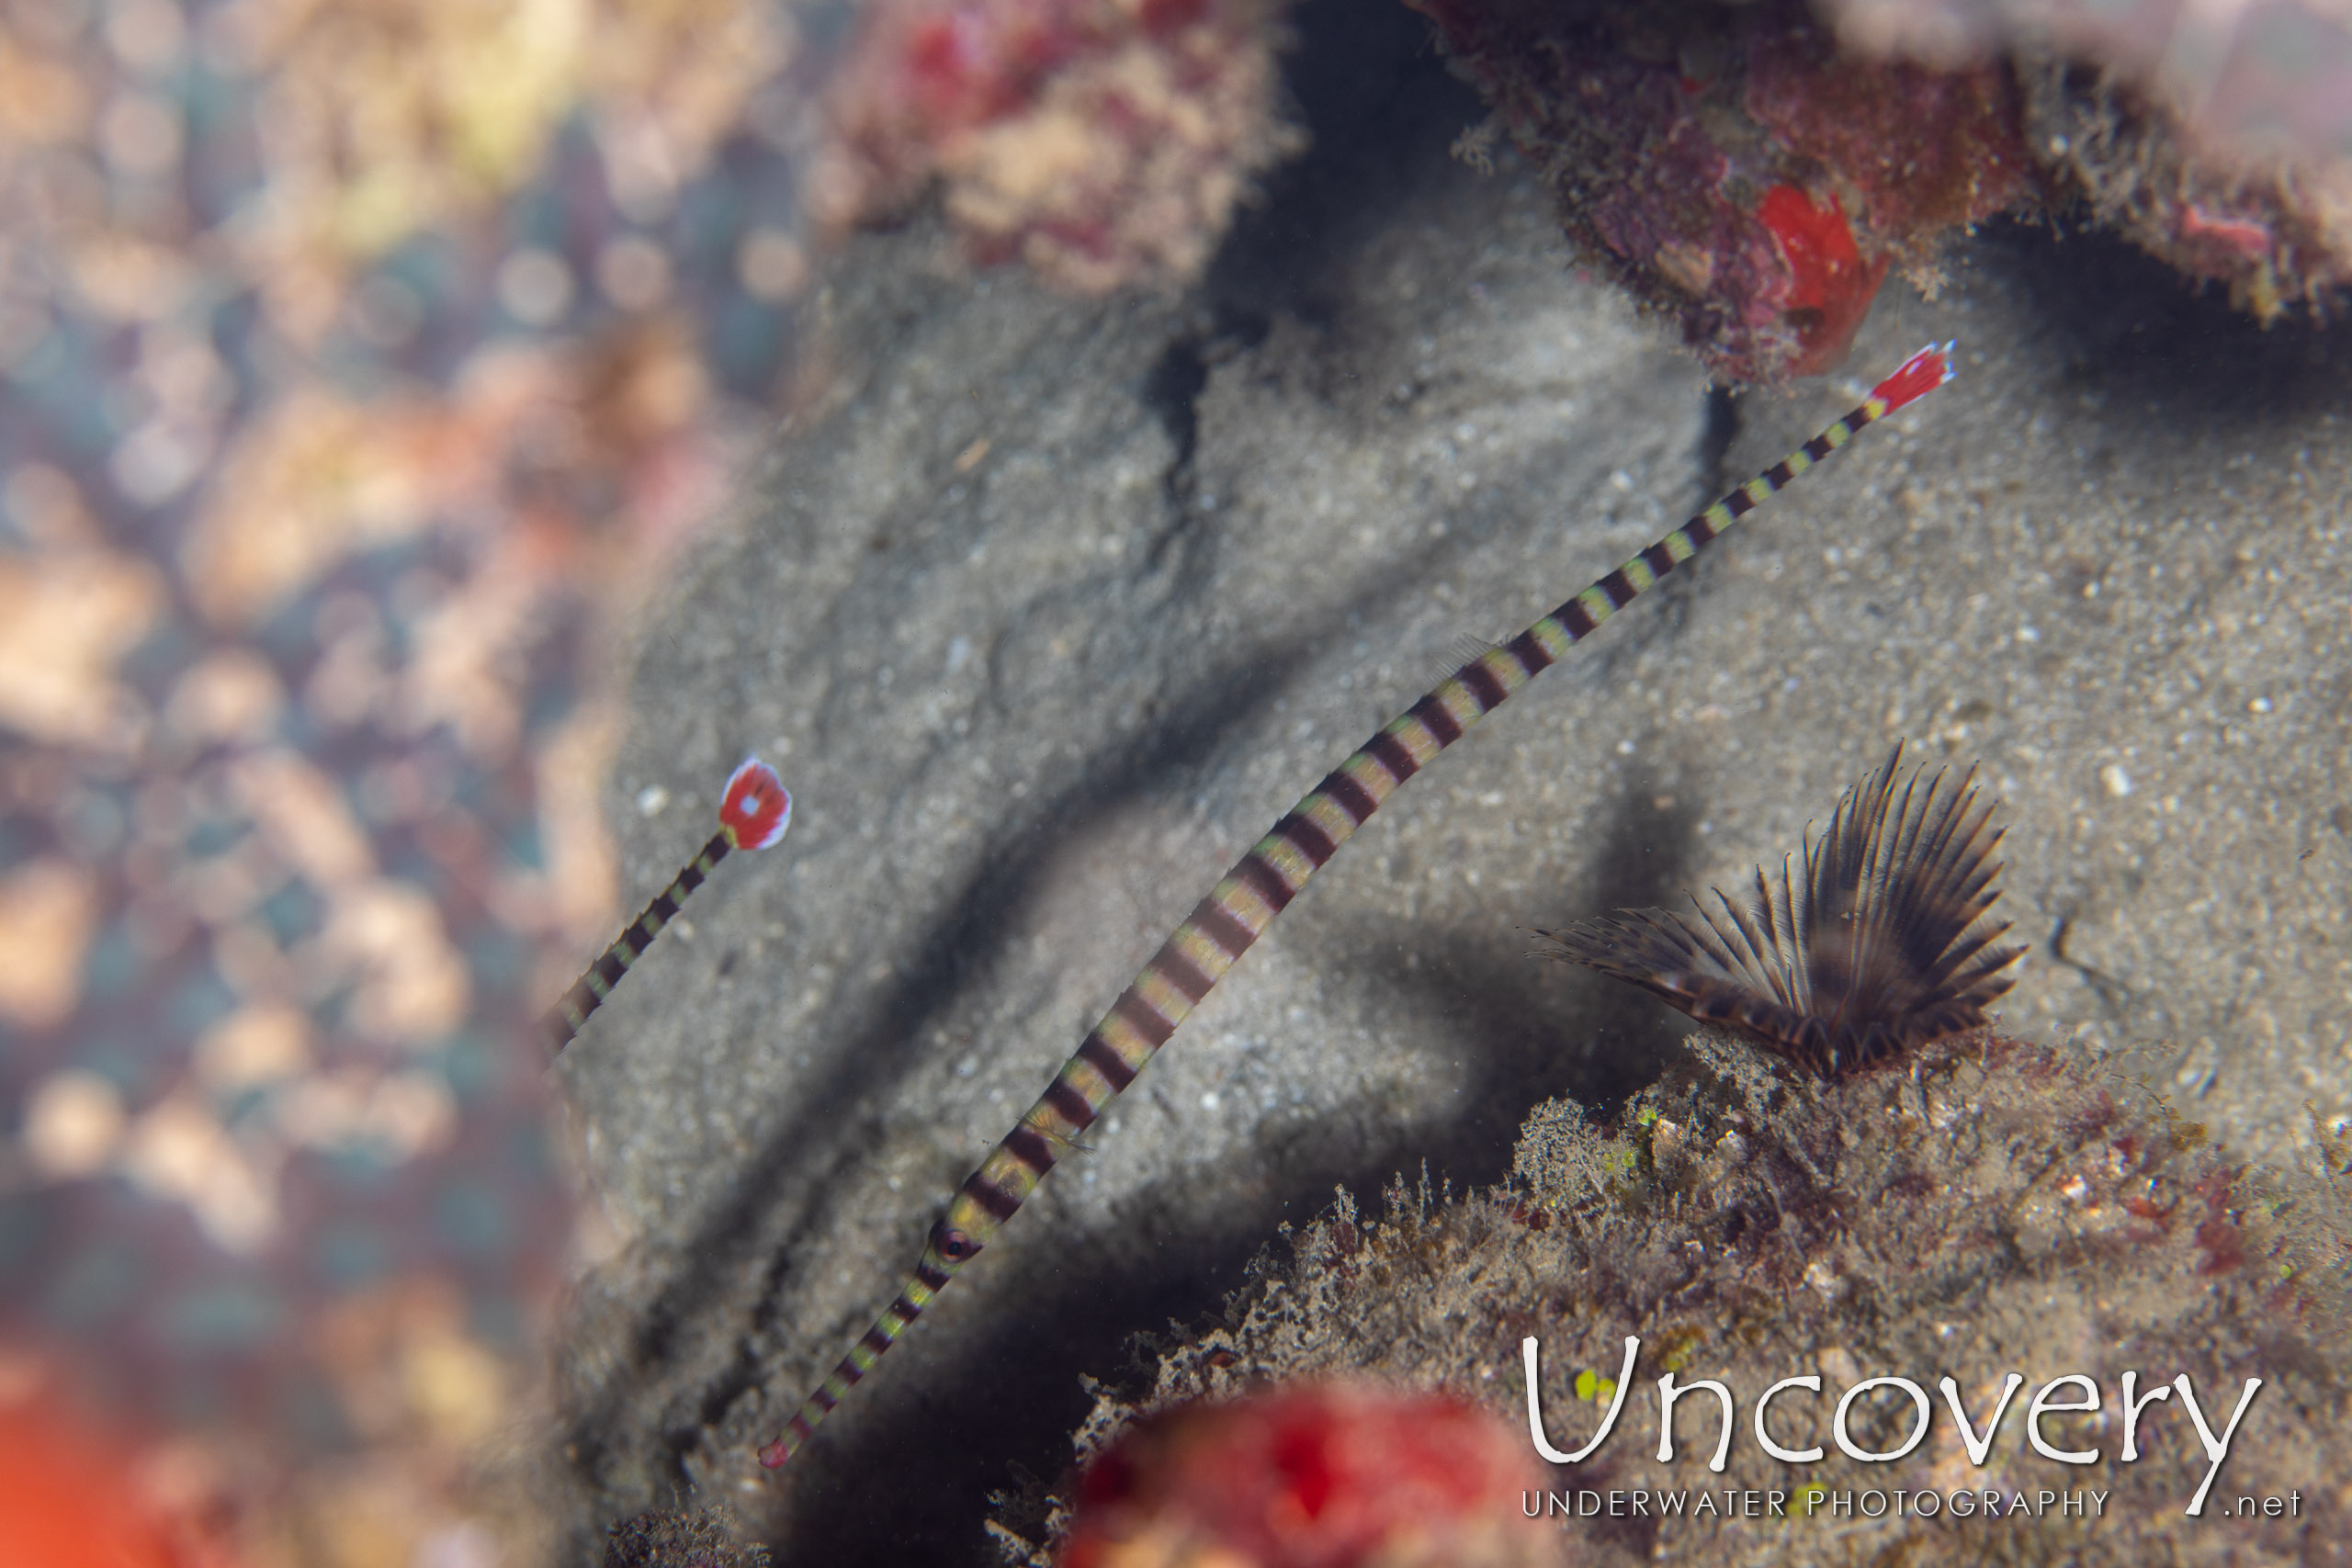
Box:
557, 13, 2352, 1563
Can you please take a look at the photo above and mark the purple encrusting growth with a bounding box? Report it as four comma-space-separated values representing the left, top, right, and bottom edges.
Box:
1405, 0, 2030, 382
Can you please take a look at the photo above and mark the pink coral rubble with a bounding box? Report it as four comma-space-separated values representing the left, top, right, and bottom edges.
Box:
814, 0, 1302, 291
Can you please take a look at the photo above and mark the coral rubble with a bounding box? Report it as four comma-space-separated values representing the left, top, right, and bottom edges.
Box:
813, 0, 1306, 292
1045, 1032, 2351, 1564
1819, 0, 2352, 316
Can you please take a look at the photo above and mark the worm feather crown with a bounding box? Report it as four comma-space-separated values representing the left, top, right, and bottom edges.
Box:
1540, 744, 2022, 1075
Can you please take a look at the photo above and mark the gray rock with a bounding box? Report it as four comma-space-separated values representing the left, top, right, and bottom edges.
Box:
550, 22, 2352, 1564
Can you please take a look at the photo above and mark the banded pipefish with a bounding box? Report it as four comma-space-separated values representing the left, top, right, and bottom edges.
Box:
1540, 743, 2023, 1076
543, 757, 792, 1055
759, 343, 1960, 1468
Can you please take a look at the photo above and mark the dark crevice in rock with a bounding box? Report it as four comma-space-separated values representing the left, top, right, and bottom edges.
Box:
1693, 381, 1742, 513
1204, 0, 1480, 323
1140, 307, 1272, 515
1140, 333, 1211, 494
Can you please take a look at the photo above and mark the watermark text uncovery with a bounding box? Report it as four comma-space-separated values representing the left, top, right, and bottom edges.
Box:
1522, 1335, 2261, 1517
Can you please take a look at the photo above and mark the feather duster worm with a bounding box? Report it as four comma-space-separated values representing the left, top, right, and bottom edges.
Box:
1540, 746, 2023, 1075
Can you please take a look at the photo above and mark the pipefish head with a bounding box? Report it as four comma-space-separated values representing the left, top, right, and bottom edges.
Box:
925, 1215, 985, 1269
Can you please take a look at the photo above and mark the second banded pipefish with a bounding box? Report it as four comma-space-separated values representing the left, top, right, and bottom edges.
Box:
762, 344, 1960, 1468
543, 757, 792, 1057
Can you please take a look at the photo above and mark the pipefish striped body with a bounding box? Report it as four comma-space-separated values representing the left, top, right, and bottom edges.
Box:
759, 343, 1959, 1468
543, 757, 792, 1056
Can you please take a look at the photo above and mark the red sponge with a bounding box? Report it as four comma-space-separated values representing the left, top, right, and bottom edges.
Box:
1061, 1382, 1561, 1568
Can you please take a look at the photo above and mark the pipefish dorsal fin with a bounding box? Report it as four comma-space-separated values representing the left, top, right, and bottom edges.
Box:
1433, 632, 1502, 686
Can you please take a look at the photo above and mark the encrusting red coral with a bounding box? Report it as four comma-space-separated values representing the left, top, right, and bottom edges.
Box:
1752, 186, 1887, 376
1058, 1382, 1562, 1568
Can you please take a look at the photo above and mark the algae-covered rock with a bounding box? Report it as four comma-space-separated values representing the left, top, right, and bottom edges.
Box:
602, 1506, 772, 1568
1040, 1033, 2352, 1564
2019, 63, 2352, 323
1407, 0, 2351, 374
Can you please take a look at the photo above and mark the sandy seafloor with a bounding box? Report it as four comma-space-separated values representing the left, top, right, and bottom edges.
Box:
549, 9, 2352, 1562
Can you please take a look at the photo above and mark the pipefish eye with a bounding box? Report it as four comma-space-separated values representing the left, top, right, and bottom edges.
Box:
930, 1222, 981, 1262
